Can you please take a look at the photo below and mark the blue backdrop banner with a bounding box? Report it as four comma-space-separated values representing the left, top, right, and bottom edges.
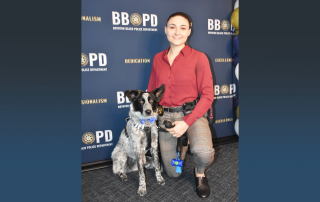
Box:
81, 0, 236, 164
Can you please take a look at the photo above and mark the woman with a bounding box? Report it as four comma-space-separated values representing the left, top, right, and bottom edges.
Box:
147, 12, 215, 198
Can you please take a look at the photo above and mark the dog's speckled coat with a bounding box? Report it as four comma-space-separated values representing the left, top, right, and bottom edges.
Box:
111, 84, 165, 196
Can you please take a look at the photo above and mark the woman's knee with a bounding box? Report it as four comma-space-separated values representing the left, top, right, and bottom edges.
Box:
162, 162, 183, 178
166, 170, 182, 178
191, 146, 215, 159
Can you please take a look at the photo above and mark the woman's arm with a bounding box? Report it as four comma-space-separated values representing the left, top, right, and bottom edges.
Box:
167, 53, 214, 137
182, 53, 214, 126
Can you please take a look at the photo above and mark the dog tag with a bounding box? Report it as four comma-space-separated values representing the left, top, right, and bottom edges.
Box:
157, 106, 164, 116
134, 123, 144, 130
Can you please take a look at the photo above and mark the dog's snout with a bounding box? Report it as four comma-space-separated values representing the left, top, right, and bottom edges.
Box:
145, 109, 151, 115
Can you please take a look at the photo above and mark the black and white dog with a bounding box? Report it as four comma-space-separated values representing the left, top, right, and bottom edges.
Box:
111, 84, 165, 196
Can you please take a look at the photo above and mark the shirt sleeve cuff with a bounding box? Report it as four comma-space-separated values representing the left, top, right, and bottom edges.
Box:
182, 115, 197, 127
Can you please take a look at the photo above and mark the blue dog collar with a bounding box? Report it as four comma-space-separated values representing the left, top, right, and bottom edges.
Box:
140, 117, 156, 124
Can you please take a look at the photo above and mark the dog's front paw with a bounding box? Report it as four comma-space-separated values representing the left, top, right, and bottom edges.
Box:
157, 176, 165, 185
119, 173, 128, 182
137, 186, 147, 196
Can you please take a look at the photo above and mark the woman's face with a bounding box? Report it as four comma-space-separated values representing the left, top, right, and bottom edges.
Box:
165, 16, 191, 47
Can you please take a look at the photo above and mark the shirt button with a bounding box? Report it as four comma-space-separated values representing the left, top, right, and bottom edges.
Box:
169, 77, 170, 79
169, 87, 171, 89
169, 96, 171, 98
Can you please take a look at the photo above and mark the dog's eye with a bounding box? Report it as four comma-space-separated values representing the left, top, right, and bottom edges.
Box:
149, 99, 154, 103
139, 100, 143, 103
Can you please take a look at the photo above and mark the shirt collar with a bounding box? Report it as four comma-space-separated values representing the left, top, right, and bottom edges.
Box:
181, 45, 191, 57
163, 45, 191, 58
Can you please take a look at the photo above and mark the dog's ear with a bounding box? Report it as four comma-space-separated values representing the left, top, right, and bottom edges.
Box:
124, 90, 139, 102
152, 84, 165, 102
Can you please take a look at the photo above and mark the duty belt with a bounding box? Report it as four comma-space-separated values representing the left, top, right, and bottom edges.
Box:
162, 107, 184, 113
162, 99, 199, 113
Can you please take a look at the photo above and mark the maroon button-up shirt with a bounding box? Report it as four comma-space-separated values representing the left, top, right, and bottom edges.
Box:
147, 45, 214, 126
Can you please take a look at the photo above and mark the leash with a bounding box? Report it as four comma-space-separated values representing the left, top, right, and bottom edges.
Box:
163, 120, 187, 173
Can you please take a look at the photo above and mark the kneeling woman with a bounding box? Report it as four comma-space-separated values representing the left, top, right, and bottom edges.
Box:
147, 12, 215, 198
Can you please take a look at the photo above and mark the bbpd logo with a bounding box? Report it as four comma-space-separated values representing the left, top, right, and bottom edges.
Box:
82, 131, 113, 144
81, 53, 88, 67
96, 130, 113, 143
208, 19, 233, 31
220, 85, 229, 95
221, 20, 230, 31
117, 91, 130, 104
112, 11, 158, 27
130, 13, 142, 26
215, 84, 236, 95
82, 132, 95, 144
81, 53, 107, 67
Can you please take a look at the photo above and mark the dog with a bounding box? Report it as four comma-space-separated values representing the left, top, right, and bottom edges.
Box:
111, 84, 165, 196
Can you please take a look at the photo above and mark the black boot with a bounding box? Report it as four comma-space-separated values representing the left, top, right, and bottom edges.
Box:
194, 168, 210, 198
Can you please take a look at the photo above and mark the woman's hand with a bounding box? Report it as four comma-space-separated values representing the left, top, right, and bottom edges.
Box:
166, 121, 189, 138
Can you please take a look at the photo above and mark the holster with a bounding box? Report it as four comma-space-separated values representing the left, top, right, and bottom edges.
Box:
182, 99, 199, 116
183, 98, 214, 125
